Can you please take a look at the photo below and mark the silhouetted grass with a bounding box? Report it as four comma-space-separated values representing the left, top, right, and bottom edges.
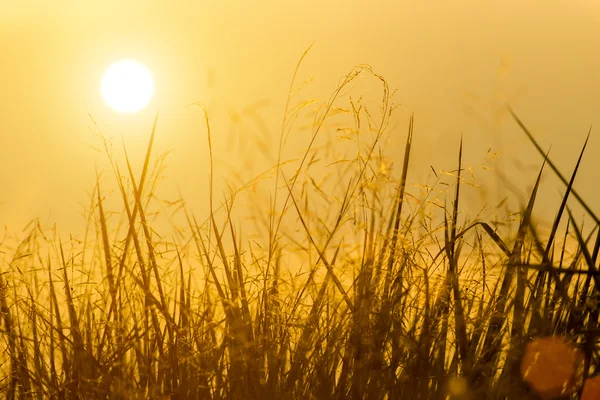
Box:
1, 61, 599, 400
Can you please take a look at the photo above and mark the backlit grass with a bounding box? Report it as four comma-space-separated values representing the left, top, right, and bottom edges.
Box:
1, 60, 599, 399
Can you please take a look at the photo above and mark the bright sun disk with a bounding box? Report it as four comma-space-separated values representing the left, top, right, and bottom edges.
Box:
101, 60, 154, 113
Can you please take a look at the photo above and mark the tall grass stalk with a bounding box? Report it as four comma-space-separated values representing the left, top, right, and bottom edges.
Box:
0, 64, 598, 399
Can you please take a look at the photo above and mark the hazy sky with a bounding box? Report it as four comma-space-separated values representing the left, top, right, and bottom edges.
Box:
2, 0, 599, 235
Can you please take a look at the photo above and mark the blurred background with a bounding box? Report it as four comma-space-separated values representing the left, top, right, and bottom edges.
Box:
1, 0, 599, 236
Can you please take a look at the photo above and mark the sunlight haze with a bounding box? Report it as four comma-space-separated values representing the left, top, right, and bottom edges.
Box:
4, 3, 600, 398
1, 0, 599, 235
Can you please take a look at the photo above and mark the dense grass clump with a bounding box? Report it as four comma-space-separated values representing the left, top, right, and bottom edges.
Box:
1, 62, 600, 399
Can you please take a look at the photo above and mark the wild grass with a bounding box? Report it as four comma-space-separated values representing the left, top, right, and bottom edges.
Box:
1, 59, 599, 399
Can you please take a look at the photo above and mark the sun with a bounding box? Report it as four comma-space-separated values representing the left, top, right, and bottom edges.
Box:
101, 60, 154, 113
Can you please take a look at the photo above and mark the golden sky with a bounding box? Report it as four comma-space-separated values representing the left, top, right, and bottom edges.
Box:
1, 0, 599, 235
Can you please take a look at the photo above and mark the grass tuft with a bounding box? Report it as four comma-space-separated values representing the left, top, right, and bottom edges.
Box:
0, 64, 598, 400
